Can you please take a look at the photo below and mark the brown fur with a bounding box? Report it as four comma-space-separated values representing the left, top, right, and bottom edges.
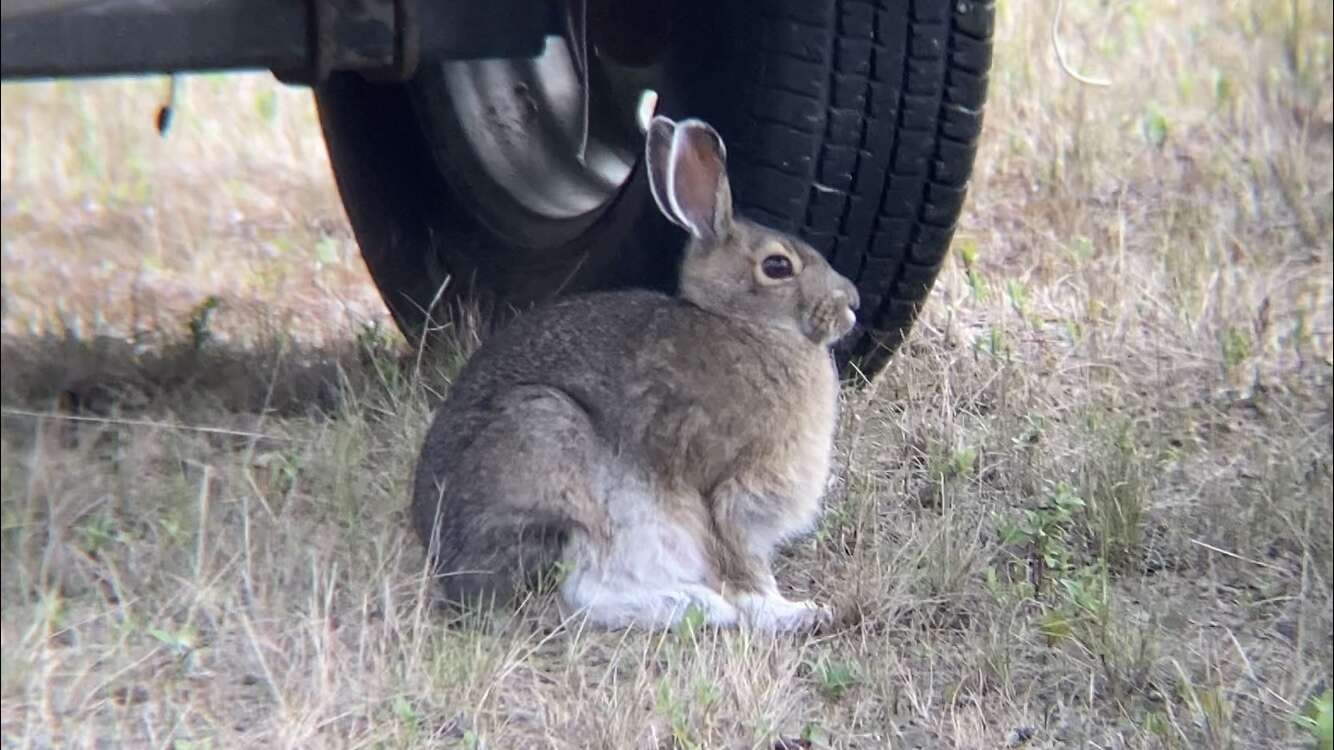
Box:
412, 117, 858, 627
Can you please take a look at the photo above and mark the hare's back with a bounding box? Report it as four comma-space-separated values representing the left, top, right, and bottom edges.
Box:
448, 288, 822, 410
452, 287, 831, 428
448, 289, 689, 396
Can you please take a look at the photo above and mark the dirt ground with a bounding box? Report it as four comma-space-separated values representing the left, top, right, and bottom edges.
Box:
2, 1, 1331, 748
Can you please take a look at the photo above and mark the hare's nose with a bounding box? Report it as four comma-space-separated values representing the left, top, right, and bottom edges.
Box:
843, 283, 860, 312
838, 283, 860, 329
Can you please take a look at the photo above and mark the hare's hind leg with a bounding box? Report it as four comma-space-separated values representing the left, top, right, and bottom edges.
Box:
708, 481, 833, 632
559, 482, 739, 629
561, 568, 738, 629
414, 386, 605, 608
418, 386, 734, 628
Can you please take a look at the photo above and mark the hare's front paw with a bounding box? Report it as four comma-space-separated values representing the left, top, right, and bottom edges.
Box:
734, 593, 832, 633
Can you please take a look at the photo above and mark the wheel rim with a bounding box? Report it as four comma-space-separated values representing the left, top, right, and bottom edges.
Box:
439, 36, 647, 221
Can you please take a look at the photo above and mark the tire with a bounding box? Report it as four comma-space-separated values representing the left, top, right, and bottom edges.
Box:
314, 0, 994, 377
312, 73, 678, 329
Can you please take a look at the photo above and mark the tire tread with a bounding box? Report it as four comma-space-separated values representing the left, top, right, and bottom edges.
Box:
727, 0, 994, 372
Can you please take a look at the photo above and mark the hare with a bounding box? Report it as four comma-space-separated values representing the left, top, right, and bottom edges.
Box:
411, 116, 859, 631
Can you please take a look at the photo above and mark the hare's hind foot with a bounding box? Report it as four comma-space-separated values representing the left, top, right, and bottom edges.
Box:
561, 578, 738, 629
732, 592, 832, 632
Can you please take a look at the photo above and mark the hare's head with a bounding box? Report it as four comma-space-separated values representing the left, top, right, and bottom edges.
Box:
646, 116, 859, 347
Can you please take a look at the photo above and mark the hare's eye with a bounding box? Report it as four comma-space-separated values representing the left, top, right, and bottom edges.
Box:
761, 254, 795, 280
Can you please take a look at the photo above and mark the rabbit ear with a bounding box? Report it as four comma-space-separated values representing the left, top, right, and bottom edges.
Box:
666, 119, 734, 242
645, 116, 683, 229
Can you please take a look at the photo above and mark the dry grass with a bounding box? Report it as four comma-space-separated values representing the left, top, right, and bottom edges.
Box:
2, 1, 1332, 747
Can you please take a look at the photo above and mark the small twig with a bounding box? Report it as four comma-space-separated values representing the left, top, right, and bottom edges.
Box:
1, 408, 305, 444
1052, 0, 1112, 87
194, 464, 212, 581
550, 250, 590, 299
238, 607, 289, 716
1226, 628, 1296, 712
1189, 538, 1284, 571
244, 338, 290, 460
242, 471, 278, 523
241, 494, 257, 608
412, 273, 453, 387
